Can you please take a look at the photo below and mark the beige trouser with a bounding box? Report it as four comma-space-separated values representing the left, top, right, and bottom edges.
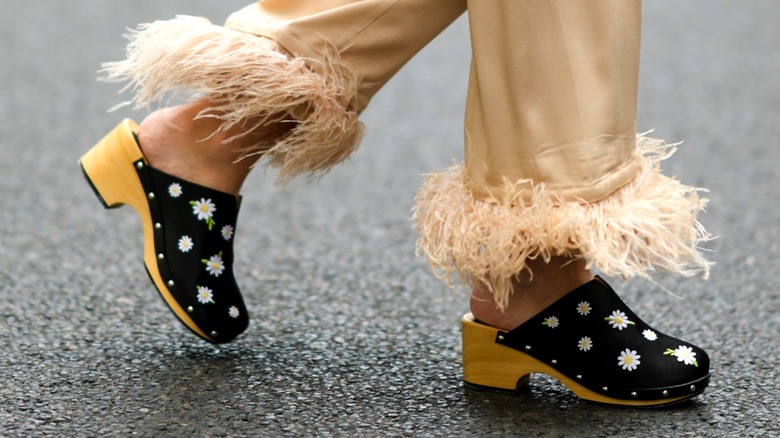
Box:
106, 0, 711, 307
226, 0, 641, 203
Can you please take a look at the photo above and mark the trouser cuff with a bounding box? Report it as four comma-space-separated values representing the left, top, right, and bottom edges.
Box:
412, 135, 713, 309
102, 16, 365, 183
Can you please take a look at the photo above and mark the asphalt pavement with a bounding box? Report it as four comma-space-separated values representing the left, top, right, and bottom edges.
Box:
1, 1, 778, 437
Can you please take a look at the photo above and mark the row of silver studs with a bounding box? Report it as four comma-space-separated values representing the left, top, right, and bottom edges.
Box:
595, 388, 693, 398
146, 184, 177, 306
139, 159, 220, 342
494, 336, 697, 400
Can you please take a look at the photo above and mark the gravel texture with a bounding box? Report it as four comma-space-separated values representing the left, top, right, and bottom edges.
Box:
1, 1, 778, 437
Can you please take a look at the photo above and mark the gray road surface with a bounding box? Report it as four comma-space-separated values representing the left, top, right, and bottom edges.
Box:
1, 1, 778, 437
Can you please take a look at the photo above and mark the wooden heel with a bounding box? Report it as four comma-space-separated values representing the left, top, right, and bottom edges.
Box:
79, 119, 145, 209
461, 313, 696, 407
79, 119, 212, 342
462, 313, 534, 391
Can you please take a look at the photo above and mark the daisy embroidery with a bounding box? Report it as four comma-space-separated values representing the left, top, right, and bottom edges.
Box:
228, 306, 240, 319
203, 252, 225, 277
576, 301, 592, 316
577, 336, 593, 352
168, 183, 183, 198
178, 235, 194, 253
196, 286, 215, 304
190, 198, 216, 230
618, 348, 641, 371
221, 225, 234, 241
605, 310, 635, 330
542, 316, 559, 329
642, 329, 658, 341
664, 345, 699, 367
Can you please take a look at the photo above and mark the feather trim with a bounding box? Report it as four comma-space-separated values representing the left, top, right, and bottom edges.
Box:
412, 136, 713, 310
101, 15, 365, 183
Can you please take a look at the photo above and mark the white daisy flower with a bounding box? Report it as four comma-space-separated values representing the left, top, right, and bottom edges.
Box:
542, 316, 559, 328
168, 183, 183, 198
178, 235, 194, 253
618, 348, 641, 371
642, 329, 658, 341
221, 225, 234, 241
577, 336, 593, 352
576, 301, 592, 316
228, 306, 240, 319
190, 198, 216, 230
665, 345, 699, 367
605, 310, 635, 330
192, 198, 216, 220
203, 252, 225, 277
196, 286, 214, 304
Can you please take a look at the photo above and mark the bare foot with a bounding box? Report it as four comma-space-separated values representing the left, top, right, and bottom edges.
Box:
137, 99, 288, 196
470, 256, 594, 331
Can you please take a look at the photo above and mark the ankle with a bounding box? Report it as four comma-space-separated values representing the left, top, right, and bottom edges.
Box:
470, 256, 593, 331
137, 100, 287, 196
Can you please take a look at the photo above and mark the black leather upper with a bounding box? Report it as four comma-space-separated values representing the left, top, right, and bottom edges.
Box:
136, 159, 249, 343
496, 277, 710, 401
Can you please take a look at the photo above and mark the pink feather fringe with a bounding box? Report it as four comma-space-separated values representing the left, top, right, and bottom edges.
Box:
412, 136, 713, 310
101, 16, 365, 183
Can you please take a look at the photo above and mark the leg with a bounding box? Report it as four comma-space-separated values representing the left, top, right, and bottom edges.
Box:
413, 0, 712, 406
106, 0, 467, 188
87, 0, 466, 342
415, 0, 711, 316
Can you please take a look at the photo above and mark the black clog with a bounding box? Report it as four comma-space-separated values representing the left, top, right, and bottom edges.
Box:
80, 119, 249, 343
462, 277, 710, 407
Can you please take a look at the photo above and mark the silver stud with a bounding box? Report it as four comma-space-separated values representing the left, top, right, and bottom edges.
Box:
602, 387, 609, 392
158, 253, 164, 260
525, 345, 532, 351
498, 335, 505, 341
576, 375, 583, 380
690, 385, 696, 392
187, 306, 194, 313
136, 162, 144, 169
148, 192, 155, 199
630, 392, 638, 398
662, 390, 669, 397
211, 331, 218, 337
551, 359, 558, 365
167, 280, 174, 287
155, 223, 162, 230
